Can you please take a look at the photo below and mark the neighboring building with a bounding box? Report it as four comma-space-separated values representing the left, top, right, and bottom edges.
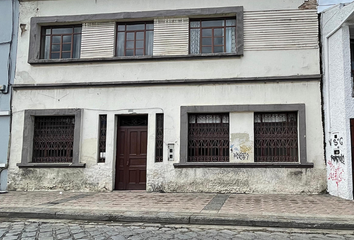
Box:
8, 0, 326, 193
0, 0, 18, 191
321, 1, 354, 200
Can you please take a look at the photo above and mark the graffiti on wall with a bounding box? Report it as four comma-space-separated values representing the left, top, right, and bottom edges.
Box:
330, 154, 345, 164
327, 133, 346, 192
329, 137, 344, 147
328, 160, 345, 188
230, 144, 250, 161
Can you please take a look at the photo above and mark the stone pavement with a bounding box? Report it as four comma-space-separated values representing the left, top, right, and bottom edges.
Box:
1, 191, 354, 229
2, 219, 354, 240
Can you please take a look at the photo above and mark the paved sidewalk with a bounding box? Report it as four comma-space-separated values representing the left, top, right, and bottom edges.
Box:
0, 191, 354, 229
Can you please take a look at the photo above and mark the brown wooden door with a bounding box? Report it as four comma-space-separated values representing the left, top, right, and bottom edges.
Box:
116, 116, 147, 190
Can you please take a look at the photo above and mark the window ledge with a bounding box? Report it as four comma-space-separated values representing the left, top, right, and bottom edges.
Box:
173, 162, 314, 168
28, 53, 242, 65
17, 163, 86, 168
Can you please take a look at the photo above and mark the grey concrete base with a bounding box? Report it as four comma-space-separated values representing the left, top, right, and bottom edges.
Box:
1, 207, 354, 230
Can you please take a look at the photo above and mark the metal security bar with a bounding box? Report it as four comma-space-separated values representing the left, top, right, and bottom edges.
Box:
98, 115, 107, 163
188, 113, 229, 162
254, 112, 298, 162
155, 114, 164, 162
32, 116, 75, 163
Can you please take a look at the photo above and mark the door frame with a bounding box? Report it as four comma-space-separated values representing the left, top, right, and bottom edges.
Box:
114, 114, 148, 190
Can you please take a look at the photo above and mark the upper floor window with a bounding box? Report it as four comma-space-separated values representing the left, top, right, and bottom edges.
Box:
190, 18, 236, 54
116, 22, 154, 57
41, 26, 82, 59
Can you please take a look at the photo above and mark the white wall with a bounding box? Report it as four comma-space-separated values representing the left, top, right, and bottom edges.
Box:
9, 0, 325, 193
15, 0, 320, 85
321, 2, 354, 199
8, 82, 326, 192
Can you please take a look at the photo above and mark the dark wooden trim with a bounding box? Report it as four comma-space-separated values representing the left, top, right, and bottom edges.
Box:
173, 162, 314, 168
12, 75, 321, 90
17, 163, 86, 168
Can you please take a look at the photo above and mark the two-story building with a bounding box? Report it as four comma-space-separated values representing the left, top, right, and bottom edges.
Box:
8, 0, 326, 193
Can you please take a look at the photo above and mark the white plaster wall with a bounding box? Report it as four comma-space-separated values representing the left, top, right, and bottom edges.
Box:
229, 112, 254, 163
8, 82, 326, 193
15, 49, 320, 84
23, 0, 306, 16
321, 2, 354, 200
15, 0, 320, 85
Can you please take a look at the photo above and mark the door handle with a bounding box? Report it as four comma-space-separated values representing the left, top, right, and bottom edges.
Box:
126, 160, 129, 166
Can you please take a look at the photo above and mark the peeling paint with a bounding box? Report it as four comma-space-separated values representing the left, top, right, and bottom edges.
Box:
298, 0, 317, 10
230, 133, 254, 163
147, 168, 327, 194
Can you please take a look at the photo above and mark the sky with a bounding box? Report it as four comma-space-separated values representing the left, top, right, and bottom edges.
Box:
318, 0, 353, 11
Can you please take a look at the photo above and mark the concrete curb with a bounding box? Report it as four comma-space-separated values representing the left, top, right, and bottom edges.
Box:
1, 207, 354, 229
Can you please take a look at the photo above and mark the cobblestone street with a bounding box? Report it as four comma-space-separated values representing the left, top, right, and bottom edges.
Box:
1, 219, 354, 240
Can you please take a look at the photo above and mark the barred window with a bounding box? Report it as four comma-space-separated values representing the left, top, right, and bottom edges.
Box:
155, 114, 164, 162
254, 112, 298, 162
41, 25, 82, 59
188, 113, 229, 162
32, 116, 75, 163
190, 18, 236, 54
98, 115, 107, 163
116, 22, 154, 57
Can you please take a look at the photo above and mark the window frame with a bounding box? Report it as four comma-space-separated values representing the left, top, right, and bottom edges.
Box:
116, 21, 154, 57
189, 17, 237, 54
187, 113, 230, 162
28, 6, 243, 64
17, 109, 85, 168
40, 25, 82, 60
98, 114, 107, 163
254, 112, 299, 163
177, 104, 312, 168
155, 113, 164, 163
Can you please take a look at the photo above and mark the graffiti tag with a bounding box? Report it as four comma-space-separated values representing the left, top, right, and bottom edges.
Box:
233, 152, 249, 161
330, 154, 345, 164
328, 160, 345, 188
333, 137, 344, 147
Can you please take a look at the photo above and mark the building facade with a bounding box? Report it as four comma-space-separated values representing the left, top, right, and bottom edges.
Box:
321, 2, 354, 200
0, 0, 18, 191
8, 0, 326, 193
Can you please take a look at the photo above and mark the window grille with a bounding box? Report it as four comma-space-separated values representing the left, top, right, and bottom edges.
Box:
32, 116, 75, 163
254, 112, 298, 162
116, 22, 154, 56
41, 25, 82, 59
119, 115, 148, 126
190, 18, 236, 54
155, 114, 164, 162
98, 115, 107, 163
188, 113, 229, 162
